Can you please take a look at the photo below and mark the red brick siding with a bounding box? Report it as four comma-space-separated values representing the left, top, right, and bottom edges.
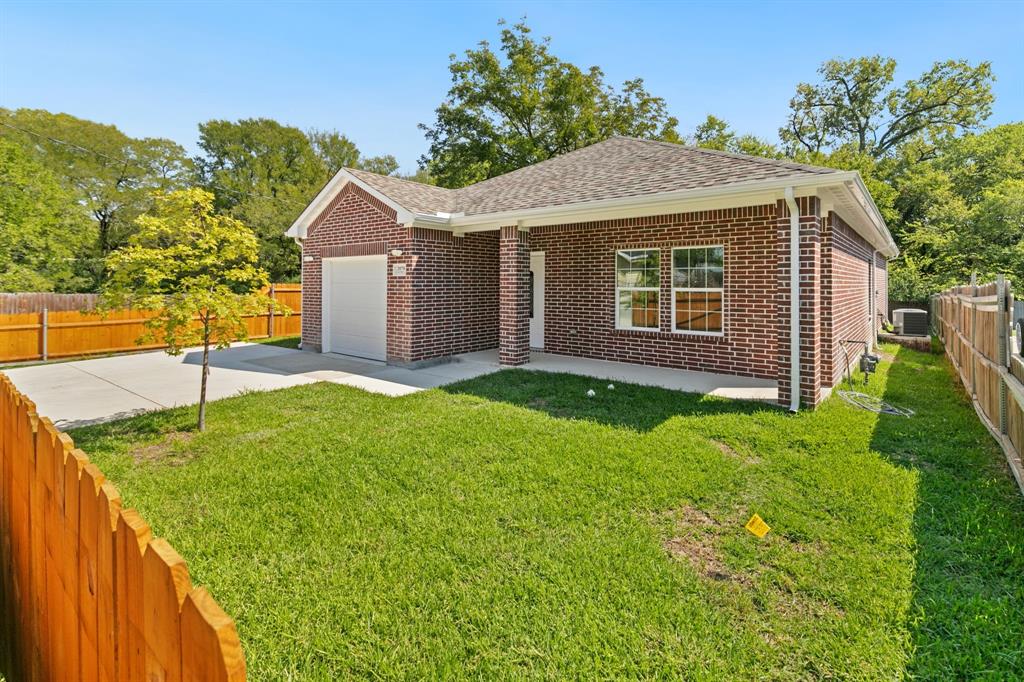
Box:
825, 212, 876, 386
408, 228, 499, 361
301, 185, 498, 363
528, 205, 778, 380
301, 184, 411, 359
499, 226, 531, 365
776, 197, 823, 407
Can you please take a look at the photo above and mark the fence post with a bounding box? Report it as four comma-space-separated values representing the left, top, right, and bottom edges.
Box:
41, 307, 48, 361
971, 283, 978, 397
267, 284, 275, 339
998, 275, 1009, 435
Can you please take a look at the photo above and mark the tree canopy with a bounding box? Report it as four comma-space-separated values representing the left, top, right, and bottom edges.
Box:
780, 56, 994, 159
0, 138, 94, 291
419, 20, 681, 188
195, 118, 400, 281
101, 188, 284, 430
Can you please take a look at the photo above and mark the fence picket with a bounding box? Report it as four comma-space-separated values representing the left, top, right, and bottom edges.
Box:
116, 509, 151, 682
0, 374, 247, 680
78, 463, 105, 680
96, 482, 121, 682
143, 538, 191, 682
181, 587, 247, 682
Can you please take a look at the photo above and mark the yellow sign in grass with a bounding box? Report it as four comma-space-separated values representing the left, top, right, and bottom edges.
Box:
745, 513, 770, 538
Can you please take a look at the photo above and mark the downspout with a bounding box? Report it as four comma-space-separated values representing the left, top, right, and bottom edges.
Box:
868, 249, 878, 353
784, 187, 801, 413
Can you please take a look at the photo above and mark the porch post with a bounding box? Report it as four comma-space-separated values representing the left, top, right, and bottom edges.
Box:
499, 225, 530, 366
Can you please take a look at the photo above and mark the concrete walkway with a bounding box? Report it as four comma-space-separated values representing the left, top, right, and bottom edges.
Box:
1, 343, 776, 429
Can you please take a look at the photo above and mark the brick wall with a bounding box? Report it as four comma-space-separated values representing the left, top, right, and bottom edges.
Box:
300, 183, 409, 357
825, 212, 875, 386
300, 184, 497, 363
776, 197, 823, 407
528, 205, 778, 380
409, 228, 499, 362
499, 226, 530, 365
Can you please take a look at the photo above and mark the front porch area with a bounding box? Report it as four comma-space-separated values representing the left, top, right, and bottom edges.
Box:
309, 348, 778, 403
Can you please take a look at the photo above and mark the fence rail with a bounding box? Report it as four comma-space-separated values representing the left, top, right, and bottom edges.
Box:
932, 277, 1024, 494
0, 285, 301, 364
0, 374, 246, 681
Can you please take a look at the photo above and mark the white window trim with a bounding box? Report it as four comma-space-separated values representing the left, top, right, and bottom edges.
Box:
671, 245, 726, 337
614, 248, 661, 332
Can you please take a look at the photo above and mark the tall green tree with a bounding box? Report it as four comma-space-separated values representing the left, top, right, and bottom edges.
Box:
0, 138, 95, 291
101, 189, 285, 431
196, 119, 400, 281
781, 57, 994, 159
419, 19, 681, 188
690, 115, 781, 158
0, 108, 191, 266
890, 124, 1024, 297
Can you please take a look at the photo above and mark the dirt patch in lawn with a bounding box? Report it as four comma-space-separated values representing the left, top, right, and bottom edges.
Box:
132, 431, 196, 465
660, 506, 749, 585
709, 439, 760, 465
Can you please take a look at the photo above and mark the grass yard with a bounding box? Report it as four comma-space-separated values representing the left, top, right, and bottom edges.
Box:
73, 344, 1024, 680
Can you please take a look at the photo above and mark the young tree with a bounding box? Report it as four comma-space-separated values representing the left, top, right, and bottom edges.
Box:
419, 19, 681, 188
780, 57, 994, 159
101, 189, 286, 431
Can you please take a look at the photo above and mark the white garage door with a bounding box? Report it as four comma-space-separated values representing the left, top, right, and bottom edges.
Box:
323, 255, 387, 361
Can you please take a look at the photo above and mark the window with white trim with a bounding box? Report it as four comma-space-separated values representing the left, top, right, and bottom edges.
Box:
615, 249, 660, 330
672, 246, 724, 334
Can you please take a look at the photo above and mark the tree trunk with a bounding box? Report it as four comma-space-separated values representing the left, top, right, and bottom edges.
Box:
198, 319, 210, 431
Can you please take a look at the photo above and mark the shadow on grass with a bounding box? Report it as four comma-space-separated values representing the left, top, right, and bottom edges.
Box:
870, 346, 1024, 677
442, 368, 776, 431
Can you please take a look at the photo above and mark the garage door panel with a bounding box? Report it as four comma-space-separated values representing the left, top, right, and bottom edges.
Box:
324, 256, 387, 361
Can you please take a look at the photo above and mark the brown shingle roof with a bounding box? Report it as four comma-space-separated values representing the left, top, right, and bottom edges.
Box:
346, 136, 841, 217
344, 167, 457, 215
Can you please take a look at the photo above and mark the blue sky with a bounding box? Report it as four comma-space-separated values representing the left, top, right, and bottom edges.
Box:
1, 1, 1021, 173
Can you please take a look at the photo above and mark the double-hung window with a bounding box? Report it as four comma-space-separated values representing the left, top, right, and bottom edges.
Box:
615, 249, 660, 330
672, 246, 724, 334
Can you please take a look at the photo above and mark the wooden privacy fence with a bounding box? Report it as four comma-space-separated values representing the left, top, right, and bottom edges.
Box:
0, 374, 246, 681
0, 284, 301, 364
932, 276, 1024, 493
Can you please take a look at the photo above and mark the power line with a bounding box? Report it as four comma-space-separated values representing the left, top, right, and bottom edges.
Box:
0, 119, 311, 209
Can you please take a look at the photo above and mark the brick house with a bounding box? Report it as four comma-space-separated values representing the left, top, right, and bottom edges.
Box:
286, 137, 896, 409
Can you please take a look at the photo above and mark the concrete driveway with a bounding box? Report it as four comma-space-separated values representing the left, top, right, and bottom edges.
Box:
2, 344, 777, 430
2, 343, 499, 429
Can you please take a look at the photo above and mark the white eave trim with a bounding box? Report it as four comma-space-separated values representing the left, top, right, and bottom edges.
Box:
285, 169, 417, 239
286, 168, 898, 258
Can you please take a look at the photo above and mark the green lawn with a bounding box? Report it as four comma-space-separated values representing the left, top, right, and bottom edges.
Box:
72, 344, 1024, 680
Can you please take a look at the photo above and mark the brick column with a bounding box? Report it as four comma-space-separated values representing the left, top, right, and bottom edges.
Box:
777, 196, 823, 408
499, 225, 530, 366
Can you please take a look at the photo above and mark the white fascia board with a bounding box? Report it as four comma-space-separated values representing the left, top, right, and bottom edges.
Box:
848, 176, 899, 257
285, 169, 417, 238
447, 174, 853, 231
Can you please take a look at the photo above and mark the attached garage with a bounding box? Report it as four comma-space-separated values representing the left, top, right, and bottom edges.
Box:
322, 255, 387, 361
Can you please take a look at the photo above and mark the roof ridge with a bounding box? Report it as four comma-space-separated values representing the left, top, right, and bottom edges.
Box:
607, 135, 839, 175
344, 166, 456, 194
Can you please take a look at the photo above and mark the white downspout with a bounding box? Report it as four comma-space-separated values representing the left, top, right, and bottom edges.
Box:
869, 249, 878, 352
784, 187, 801, 412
